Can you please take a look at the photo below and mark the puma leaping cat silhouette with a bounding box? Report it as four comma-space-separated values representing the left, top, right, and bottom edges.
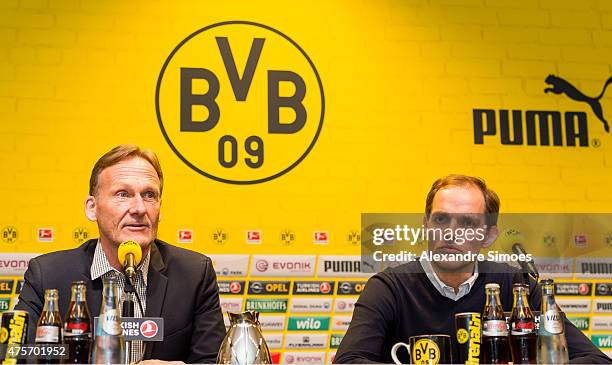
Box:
544, 74, 612, 133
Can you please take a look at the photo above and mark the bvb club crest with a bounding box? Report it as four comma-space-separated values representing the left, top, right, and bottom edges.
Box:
72, 227, 89, 245
347, 230, 361, 245
542, 233, 556, 248
1, 226, 18, 244
280, 229, 295, 245
605, 233, 612, 248
212, 229, 227, 245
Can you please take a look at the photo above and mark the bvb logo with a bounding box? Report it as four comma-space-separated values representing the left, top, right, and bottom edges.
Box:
347, 231, 361, 245
212, 229, 228, 245
156, 21, 325, 184
412, 339, 440, 365
542, 233, 556, 248
1, 226, 18, 244
456, 328, 468, 344
0, 328, 7, 343
605, 233, 612, 248
280, 229, 295, 245
73, 227, 89, 245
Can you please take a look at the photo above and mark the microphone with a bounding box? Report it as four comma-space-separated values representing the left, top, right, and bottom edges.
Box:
118, 240, 142, 279
498, 229, 539, 280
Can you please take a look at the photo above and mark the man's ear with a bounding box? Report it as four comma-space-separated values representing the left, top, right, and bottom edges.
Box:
482, 225, 499, 248
85, 196, 97, 221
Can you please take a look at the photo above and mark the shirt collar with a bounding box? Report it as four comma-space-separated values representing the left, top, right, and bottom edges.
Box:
419, 257, 479, 301
90, 240, 151, 285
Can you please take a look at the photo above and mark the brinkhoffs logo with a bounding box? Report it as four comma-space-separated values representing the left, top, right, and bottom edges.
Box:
473, 75, 612, 147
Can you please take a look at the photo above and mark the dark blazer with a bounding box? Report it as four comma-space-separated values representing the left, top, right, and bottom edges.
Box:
15, 239, 226, 363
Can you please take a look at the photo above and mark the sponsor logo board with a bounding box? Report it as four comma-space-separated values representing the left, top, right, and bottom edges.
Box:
592, 334, 612, 348
248, 281, 291, 295
258, 315, 286, 331
575, 258, 612, 279
251, 255, 316, 277
554, 283, 592, 296
336, 281, 366, 295
289, 298, 332, 313
0, 253, 39, 276
287, 316, 330, 331
282, 351, 326, 364
568, 317, 590, 331
284, 333, 328, 349
0, 280, 14, 295
219, 297, 243, 312
596, 283, 612, 296
209, 254, 249, 277
330, 334, 344, 349
593, 299, 612, 313
533, 257, 573, 278
317, 255, 378, 277
556, 299, 591, 313
245, 298, 288, 313
334, 297, 357, 313
292, 281, 334, 295
0, 298, 10, 311
264, 333, 283, 349
331, 315, 352, 331
218, 281, 245, 295
592, 316, 612, 331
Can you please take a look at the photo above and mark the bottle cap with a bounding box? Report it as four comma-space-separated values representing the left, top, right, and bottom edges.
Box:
485, 283, 500, 289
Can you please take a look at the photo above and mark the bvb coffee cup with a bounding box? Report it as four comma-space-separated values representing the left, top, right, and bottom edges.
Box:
391, 334, 452, 365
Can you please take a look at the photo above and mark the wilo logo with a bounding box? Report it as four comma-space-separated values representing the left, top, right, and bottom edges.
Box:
473, 75, 612, 147
287, 316, 330, 331
156, 21, 324, 184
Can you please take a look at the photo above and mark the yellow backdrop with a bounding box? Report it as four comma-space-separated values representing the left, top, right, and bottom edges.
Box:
0, 0, 611, 361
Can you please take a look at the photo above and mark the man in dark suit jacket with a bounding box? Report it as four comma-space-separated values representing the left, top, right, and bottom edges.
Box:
16, 239, 225, 363
16, 144, 226, 364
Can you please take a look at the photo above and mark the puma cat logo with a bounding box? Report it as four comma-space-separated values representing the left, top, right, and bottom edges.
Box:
544, 74, 612, 133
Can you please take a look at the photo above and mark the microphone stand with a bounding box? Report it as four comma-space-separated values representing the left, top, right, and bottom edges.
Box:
123, 279, 135, 365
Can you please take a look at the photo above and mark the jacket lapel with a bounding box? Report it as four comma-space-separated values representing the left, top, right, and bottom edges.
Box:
144, 241, 168, 359
81, 240, 103, 317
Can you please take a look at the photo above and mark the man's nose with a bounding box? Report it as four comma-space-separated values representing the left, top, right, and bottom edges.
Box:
129, 195, 146, 214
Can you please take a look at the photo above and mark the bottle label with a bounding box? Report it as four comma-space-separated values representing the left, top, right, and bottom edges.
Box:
101, 309, 122, 335
64, 322, 90, 336
35, 325, 59, 343
483, 319, 508, 336
511, 320, 535, 335
543, 310, 563, 334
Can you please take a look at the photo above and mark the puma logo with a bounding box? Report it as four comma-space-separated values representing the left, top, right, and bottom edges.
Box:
544, 74, 612, 133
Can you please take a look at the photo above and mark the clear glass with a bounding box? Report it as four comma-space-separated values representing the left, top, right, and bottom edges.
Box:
91, 278, 125, 365
537, 279, 569, 365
